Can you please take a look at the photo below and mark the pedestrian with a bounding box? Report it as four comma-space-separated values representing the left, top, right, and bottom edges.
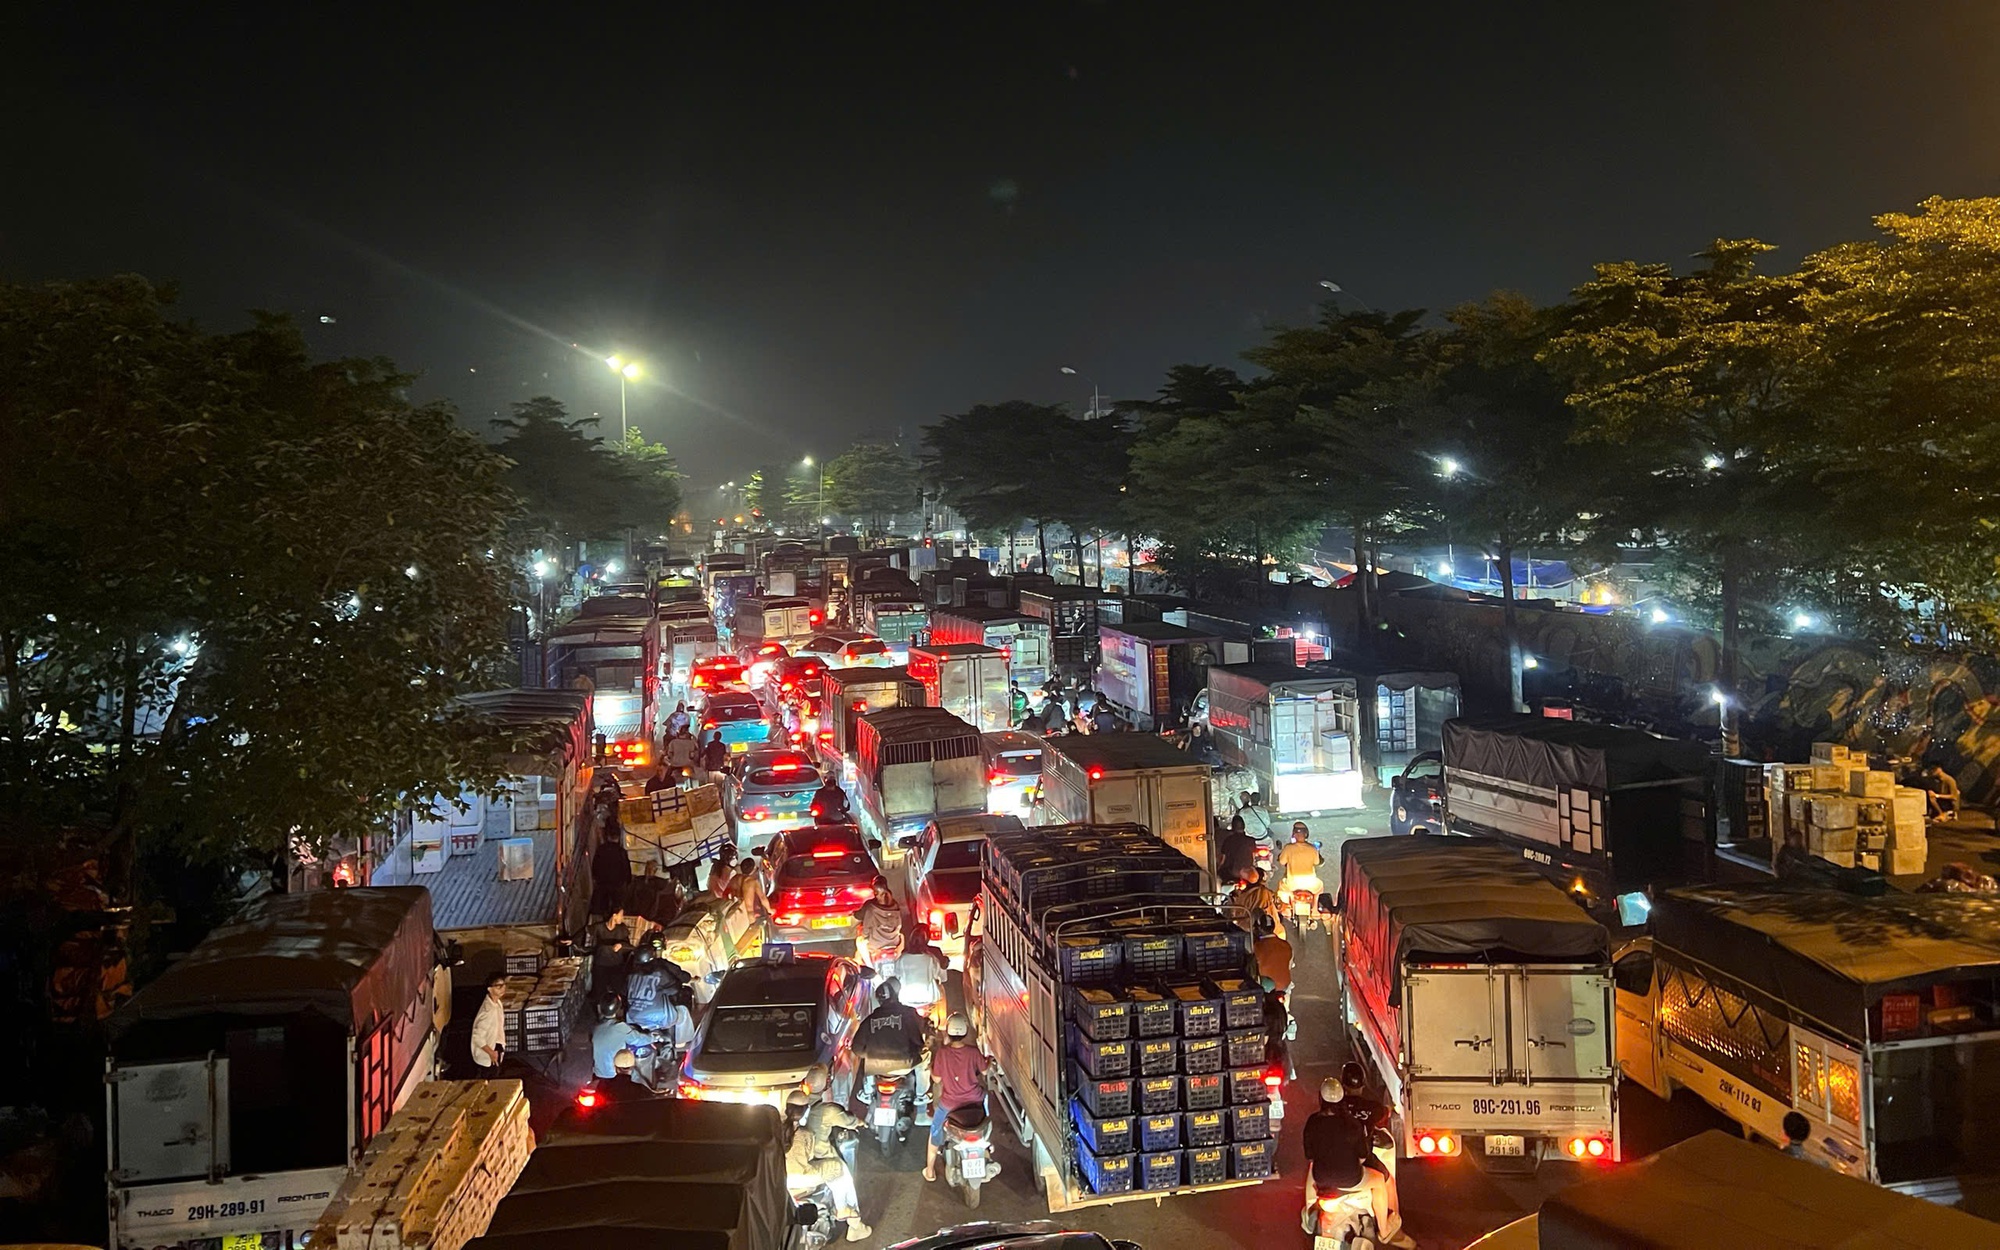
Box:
1925, 762, 1961, 821
1090, 698, 1118, 734
590, 905, 633, 999
706, 856, 736, 902
663, 728, 700, 786
701, 729, 731, 779
1009, 682, 1029, 726
470, 972, 508, 1073
590, 823, 633, 920
666, 700, 691, 737
643, 760, 675, 795
1781, 1111, 1824, 1165
734, 855, 771, 921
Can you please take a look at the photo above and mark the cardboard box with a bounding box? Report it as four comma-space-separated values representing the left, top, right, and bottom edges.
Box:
1811, 765, 1849, 792
1810, 742, 1841, 764
1858, 852, 1882, 872
1808, 796, 1857, 829
1769, 764, 1816, 794
1887, 822, 1926, 849
1849, 770, 1895, 799
1787, 793, 1812, 825
1818, 850, 1857, 869
1806, 826, 1857, 854
1889, 846, 1929, 876
1893, 788, 1929, 827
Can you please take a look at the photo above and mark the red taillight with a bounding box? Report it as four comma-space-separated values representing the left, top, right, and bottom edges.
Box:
988, 770, 1003, 784
928, 908, 945, 940
745, 809, 769, 820
1568, 1135, 1609, 1160
704, 720, 717, 731
1417, 1131, 1461, 1157
810, 847, 848, 859
810, 805, 821, 817
575, 1087, 601, 1110
839, 883, 874, 905
1264, 1070, 1284, 1088
818, 731, 834, 743
1088, 767, 1103, 781
782, 681, 794, 691
810, 611, 824, 625
693, 675, 709, 688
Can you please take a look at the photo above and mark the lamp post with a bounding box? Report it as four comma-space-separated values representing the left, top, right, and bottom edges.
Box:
1058, 365, 1102, 419
802, 456, 825, 549
604, 355, 642, 440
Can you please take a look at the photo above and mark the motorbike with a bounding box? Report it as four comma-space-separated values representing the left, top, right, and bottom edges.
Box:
1286, 875, 1327, 933
1305, 1131, 1401, 1250
788, 1125, 860, 1249
865, 1063, 920, 1149
574, 1032, 681, 1111
940, 1103, 999, 1209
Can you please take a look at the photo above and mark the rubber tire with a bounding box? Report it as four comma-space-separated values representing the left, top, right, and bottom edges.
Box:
963, 1179, 982, 1209
876, 1125, 895, 1151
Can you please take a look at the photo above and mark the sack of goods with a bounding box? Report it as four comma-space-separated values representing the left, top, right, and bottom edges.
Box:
314, 1079, 536, 1250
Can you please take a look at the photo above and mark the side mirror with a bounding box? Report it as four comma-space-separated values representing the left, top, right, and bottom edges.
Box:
1318, 892, 1337, 915
897, 835, 919, 850
867, 838, 883, 852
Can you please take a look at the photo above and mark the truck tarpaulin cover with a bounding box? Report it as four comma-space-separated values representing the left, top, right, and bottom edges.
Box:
1340, 836, 1607, 1004
858, 706, 981, 767
1440, 714, 1708, 792
1536, 1129, 2000, 1250
109, 886, 434, 1039
1652, 883, 2000, 1040
465, 1100, 790, 1250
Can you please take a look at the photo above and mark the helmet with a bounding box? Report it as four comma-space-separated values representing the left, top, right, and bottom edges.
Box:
1321, 1076, 1345, 1105
1341, 1062, 1367, 1092
613, 1049, 636, 1072
876, 976, 901, 1005
597, 995, 622, 1022
786, 1088, 813, 1114
946, 1012, 970, 1039
805, 1064, 831, 1095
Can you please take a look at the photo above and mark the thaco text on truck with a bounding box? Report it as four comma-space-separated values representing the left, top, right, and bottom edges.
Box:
927, 606, 1052, 691
850, 706, 986, 851
1198, 663, 1366, 814
975, 823, 1277, 1210
106, 887, 444, 1250
1339, 835, 1619, 1171
1035, 732, 1216, 886
1618, 881, 2000, 1210
907, 641, 1011, 732
1435, 714, 1713, 922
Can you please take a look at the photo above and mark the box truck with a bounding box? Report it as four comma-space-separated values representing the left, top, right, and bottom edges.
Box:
907, 641, 1011, 732
1036, 732, 1215, 884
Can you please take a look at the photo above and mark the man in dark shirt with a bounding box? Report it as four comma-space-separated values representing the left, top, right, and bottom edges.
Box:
1302, 1077, 1396, 1241
590, 825, 633, 920
590, 907, 633, 999
853, 977, 927, 1076
1217, 815, 1259, 885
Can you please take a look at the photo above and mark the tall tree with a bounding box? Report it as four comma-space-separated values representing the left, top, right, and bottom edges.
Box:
1545, 241, 1821, 747
0, 278, 524, 895
491, 397, 630, 548
610, 425, 684, 539
824, 442, 922, 536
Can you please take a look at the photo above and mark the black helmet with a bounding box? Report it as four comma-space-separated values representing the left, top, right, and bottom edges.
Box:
876, 976, 901, 1005
597, 994, 623, 1022
1254, 910, 1276, 936
1340, 1061, 1366, 1093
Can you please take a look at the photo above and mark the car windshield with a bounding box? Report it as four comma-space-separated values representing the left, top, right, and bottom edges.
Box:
845, 640, 888, 656
780, 848, 872, 880
704, 1004, 817, 1054
992, 751, 1041, 776
934, 840, 985, 871
709, 701, 764, 722
749, 762, 821, 787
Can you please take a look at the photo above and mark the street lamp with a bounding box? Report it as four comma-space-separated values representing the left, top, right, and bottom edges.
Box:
802, 456, 826, 548
605, 355, 642, 440
1059, 366, 1103, 419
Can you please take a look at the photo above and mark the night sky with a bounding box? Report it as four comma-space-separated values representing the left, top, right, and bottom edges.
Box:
7, 3, 1998, 484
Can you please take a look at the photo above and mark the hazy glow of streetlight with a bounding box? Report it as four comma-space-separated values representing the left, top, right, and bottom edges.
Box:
1060, 366, 1078, 376
1438, 456, 1462, 478
1701, 454, 1724, 471
621, 362, 640, 380
1711, 687, 1729, 706
802, 455, 814, 467
1651, 607, 1670, 624
605, 355, 622, 370
1793, 611, 1814, 630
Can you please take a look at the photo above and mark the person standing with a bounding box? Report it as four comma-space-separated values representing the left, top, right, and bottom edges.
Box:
666, 700, 691, 738
590, 824, 633, 920
590, 906, 633, 1000
470, 973, 509, 1074
701, 730, 731, 780
643, 760, 675, 795
663, 728, 700, 785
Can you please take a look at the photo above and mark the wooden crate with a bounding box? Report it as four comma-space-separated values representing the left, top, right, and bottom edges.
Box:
319, 1081, 533, 1250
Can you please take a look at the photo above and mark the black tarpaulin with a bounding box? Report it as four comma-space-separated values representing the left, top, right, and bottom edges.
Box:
1537, 1130, 2000, 1249
109, 886, 434, 1041
467, 1100, 790, 1250
1651, 883, 2000, 1040
1442, 715, 1709, 792
1341, 836, 1608, 1005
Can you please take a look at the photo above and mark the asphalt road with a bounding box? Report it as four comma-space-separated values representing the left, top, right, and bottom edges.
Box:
847, 801, 1734, 1250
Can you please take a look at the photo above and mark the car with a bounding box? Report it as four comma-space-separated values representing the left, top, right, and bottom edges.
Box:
899, 813, 1022, 967
689, 655, 749, 709
677, 948, 870, 1108
982, 729, 1044, 815
701, 690, 778, 755
739, 640, 790, 692
1389, 750, 1445, 836
764, 823, 882, 952
726, 747, 825, 849
796, 631, 894, 669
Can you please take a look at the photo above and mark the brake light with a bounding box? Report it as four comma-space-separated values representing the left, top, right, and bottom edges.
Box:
988, 771, 1003, 784
575, 1087, 601, 1110
1264, 1070, 1284, 1088
1417, 1131, 1459, 1156
745, 809, 769, 821
819, 730, 834, 743
781, 681, 794, 691
839, 883, 874, 905
1088, 767, 1103, 781
810, 610, 824, 625
773, 760, 803, 771
811, 847, 848, 858
693, 675, 709, 688
704, 720, 717, 731
928, 908, 945, 941
1567, 1135, 1609, 1160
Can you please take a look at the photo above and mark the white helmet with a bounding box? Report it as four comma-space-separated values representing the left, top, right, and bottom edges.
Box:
1321, 1076, 1345, 1105
946, 1012, 970, 1039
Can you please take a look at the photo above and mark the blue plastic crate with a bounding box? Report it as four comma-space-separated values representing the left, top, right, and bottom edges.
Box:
1136, 1074, 1181, 1115
1186, 927, 1255, 976
1136, 1035, 1179, 1077
1125, 985, 1177, 1037
1069, 1096, 1135, 1155
1163, 979, 1223, 1037
1137, 1149, 1182, 1191
1181, 1034, 1224, 1074
1057, 934, 1124, 985
1187, 1144, 1228, 1185
1069, 1025, 1133, 1078
1226, 1063, 1272, 1104
1183, 1071, 1225, 1109
1077, 1145, 1135, 1195
1229, 1137, 1275, 1179
1183, 1107, 1226, 1147
1065, 984, 1131, 1041
1138, 1111, 1182, 1151
1068, 1063, 1134, 1118
1121, 930, 1183, 978
1227, 1102, 1271, 1142
1206, 976, 1265, 1029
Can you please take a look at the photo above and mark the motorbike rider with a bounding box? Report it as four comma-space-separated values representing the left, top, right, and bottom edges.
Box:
855, 876, 906, 969
786, 1067, 870, 1242
662, 726, 700, 785
1276, 821, 1324, 898
1338, 1061, 1394, 1133
811, 776, 851, 823
624, 935, 695, 1036
589, 993, 656, 1084
1261, 976, 1295, 1080
853, 975, 929, 1104
1254, 909, 1294, 993
1232, 866, 1286, 934
1217, 814, 1260, 887
925, 1012, 990, 1184
1303, 1075, 1407, 1246
890, 939, 948, 1017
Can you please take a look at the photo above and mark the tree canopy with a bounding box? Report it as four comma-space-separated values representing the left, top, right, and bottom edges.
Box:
823, 442, 921, 535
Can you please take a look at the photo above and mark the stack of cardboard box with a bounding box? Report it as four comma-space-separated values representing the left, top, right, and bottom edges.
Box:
315, 1079, 535, 1250
1767, 743, 1928, 875
1889, 785, 1930, 876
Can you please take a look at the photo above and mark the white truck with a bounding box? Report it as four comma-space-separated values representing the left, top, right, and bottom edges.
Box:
1035, 732, 1215, 886
906, 641, 1010, 732
851, 706, 986, 849
105, 887, 444, 1250
1339, 834, 1618, 1171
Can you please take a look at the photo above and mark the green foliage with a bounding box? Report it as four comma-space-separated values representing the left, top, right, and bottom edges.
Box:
0, 277, 524, 876
921, 403, 1130, 573
610, 426, 684, 538
491, 397, 684, 547
824, 442, 921, 535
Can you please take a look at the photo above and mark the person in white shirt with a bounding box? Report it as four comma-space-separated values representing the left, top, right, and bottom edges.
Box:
471, 973, 508, 1072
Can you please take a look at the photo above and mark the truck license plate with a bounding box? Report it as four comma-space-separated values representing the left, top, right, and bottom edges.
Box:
1484, 1134, 1525, 1157
871, 1106, 897, 1126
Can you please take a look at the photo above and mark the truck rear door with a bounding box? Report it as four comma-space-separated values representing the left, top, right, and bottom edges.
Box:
1271, 695, 1314, 770
1145, 769, 1213, 880
1404, 969, 1506, 1080
1512, 968, 1614, 1082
